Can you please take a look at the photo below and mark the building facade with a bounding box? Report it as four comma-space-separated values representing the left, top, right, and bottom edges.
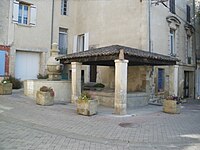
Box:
0, 0, 197, 101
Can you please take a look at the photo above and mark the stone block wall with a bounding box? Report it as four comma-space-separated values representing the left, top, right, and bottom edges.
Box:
86, 90, 148, 108
128, 66, 147, 92
24, 80, 72, 103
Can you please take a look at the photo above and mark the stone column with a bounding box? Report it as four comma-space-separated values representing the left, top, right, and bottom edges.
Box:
71, 62, 82, 103
114, 59, 129, 115
174, 65, 179, 96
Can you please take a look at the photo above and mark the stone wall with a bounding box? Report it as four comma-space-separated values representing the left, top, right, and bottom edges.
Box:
24, 80, 72, 103
97, 66, 147, 93
86, 90, 148, 108
127, 66, 146, 92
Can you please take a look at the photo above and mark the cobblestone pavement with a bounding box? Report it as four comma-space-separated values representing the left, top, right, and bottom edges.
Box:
0, 90, 200, 150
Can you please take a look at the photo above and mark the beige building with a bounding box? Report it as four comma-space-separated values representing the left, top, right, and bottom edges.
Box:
0, 0, 198, 109
60, 0, 196, 100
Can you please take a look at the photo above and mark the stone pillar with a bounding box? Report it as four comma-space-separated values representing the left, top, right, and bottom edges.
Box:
174, 65, 179, 96
71, 62, 82, 103
146, 67, 152, 98
114, 59, 129, 115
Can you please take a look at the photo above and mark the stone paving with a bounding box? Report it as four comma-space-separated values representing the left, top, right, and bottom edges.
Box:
0, 89, 200, 150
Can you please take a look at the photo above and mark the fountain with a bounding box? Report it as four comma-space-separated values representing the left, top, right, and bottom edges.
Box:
24, 43, 71, 103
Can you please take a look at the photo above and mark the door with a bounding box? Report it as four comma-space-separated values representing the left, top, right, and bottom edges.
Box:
184, 71, 189, 98
0, 50, 6, 76
90, 65, 97, 82
15, 51, 40, 80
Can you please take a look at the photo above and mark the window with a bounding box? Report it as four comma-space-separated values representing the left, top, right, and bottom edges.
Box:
12, 1, 37, 25
158, 69, 165, 92
186, 5, 191, 23
77, 34, 85, 52
59, 28, 68, 54
187, 36, 192, 64
73, 33, 89, 53
18, 4, 28, 24
61, 0, 68, 15
170, 29, 175, 55
169, 0, 175, 14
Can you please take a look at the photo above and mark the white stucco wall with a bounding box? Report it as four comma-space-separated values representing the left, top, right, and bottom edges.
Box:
0, 0, 10, 45
74, 0, 148, 51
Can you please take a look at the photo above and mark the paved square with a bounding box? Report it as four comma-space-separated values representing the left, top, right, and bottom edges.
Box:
0, 90, 200, 150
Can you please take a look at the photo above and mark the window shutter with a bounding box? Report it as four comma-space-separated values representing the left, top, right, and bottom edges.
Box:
12, 0, 19, 23
30, 5, 37, 25
73, 35, 78, 53
84, 32, 89, 51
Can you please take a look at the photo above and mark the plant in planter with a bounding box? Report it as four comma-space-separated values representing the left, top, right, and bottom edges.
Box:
163, 95, 181, 114
76, 92, 98, 116
37, 73, 48, 79
36, 86, 54, 106
7, 76, 22, 89
0, 78, 12, 95
94, 83, 105, 91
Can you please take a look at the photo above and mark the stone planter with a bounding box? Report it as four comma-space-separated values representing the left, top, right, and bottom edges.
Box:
36, 91, 54, 106
0, 83, 12, 95
163, 99, 181, 114
77, 99, 98, 116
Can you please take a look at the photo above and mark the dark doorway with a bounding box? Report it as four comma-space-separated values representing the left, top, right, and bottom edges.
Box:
90, 65, 97, 82
81, 70, 84, 83
184, 71, 189, 98
61, 65, 68, 80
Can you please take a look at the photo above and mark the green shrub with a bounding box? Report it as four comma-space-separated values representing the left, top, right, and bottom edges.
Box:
77, 92, 91, 103
8, 76, 22, 89
37, 74, 48, 79
94, 83, 105, 88
1, 79, 11, 84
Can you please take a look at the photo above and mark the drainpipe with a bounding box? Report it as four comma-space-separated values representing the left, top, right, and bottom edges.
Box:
148, 0, 154, 83
51, 0, 55, 48
193, 0, 197, 98
148, 0, 151, 53
147, 0, 155, 100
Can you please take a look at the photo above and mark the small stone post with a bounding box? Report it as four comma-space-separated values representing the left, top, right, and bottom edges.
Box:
114, 59, 129, 115
71, 62, 82, 103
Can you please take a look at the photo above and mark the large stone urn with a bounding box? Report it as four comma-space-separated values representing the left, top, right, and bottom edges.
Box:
36, 91, 54, 106
76, 92, 98, 116
47, 43, 63, 81
163, 99, 181, 114
77, 99, 98, 116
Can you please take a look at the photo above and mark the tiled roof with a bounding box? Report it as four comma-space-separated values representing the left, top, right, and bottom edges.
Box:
56, 45, 178, 66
